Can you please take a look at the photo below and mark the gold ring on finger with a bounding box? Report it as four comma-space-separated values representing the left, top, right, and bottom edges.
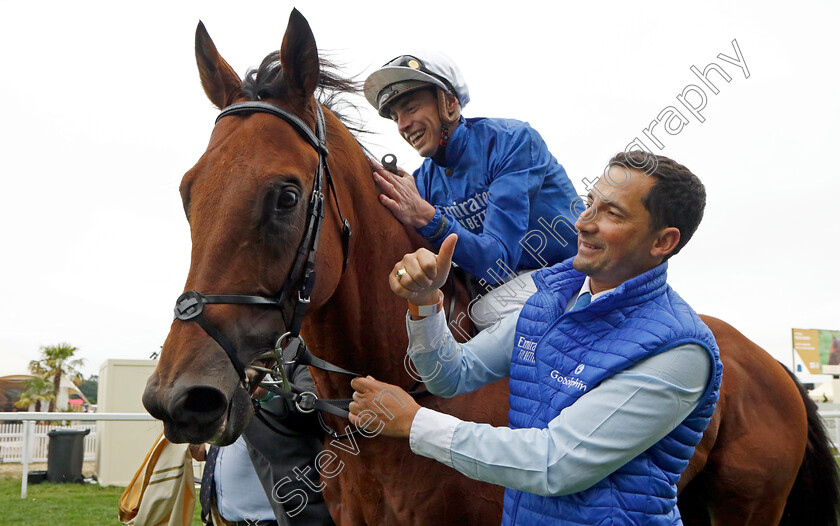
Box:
395, 268, 407, 279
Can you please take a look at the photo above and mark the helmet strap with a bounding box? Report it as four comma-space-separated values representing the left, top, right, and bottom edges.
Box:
431, 123, 450, 166
432, 87, 460, 165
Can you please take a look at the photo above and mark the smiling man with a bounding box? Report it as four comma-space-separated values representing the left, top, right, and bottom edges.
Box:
365, 52, 579, 324
349, 152, 723, 525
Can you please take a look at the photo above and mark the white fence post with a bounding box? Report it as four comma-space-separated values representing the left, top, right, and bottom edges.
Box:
21, 421, 34, 499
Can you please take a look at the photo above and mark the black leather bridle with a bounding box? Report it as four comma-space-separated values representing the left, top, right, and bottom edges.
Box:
171, 99, 430, 441
172, 100, 353, 395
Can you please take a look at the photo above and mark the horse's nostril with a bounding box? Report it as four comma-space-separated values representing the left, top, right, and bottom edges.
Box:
183, 386, 226, 413
172, 386, 228, 427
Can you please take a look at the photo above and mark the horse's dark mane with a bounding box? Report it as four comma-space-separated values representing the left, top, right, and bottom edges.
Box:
242, 51, 368, 139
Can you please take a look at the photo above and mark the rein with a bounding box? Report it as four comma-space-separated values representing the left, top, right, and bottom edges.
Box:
172, 99, 428, 440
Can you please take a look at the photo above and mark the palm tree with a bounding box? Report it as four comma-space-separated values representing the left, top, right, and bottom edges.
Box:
28, 343, 85, 412
14, 376, 55, 412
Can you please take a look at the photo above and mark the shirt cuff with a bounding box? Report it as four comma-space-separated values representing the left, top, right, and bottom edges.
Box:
418, 208, 450, 243
405, 309, 449, 355
409, 407, 462, 468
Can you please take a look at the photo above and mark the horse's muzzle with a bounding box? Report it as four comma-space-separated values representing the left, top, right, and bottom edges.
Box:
142, 375, 253, 445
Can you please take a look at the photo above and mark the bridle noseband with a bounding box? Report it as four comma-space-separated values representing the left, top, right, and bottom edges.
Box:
173, 100, 351, 391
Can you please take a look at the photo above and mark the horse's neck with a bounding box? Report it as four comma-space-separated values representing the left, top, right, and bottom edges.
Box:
304, 129, 425, 398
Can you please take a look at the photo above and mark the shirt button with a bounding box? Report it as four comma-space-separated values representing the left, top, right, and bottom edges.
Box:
445, 169, 453, 176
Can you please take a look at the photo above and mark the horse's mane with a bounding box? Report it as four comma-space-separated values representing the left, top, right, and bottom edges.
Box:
242, 51, 368, 140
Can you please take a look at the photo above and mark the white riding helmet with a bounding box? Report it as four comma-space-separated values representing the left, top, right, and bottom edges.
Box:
364, 51, 470, 119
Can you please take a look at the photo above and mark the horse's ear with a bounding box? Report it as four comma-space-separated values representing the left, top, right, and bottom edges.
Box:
195, 21, 243, 109
279, 9, 320, 108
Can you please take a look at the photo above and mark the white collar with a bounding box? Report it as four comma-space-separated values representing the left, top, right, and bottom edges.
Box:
578, 276, 615, 302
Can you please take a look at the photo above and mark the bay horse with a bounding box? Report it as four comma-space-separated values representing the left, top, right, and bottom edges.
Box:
142, 9, 840, 526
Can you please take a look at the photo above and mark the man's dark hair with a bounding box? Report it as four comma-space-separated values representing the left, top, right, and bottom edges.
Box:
609, 151, 706, 260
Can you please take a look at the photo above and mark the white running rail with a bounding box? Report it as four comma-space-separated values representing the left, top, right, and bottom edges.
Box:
0, 412, 156, 499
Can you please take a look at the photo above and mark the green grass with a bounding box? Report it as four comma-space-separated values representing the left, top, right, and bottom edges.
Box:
0, 476, 202, 525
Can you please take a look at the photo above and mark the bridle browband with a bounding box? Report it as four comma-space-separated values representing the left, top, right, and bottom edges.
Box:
173, 100, 352, 390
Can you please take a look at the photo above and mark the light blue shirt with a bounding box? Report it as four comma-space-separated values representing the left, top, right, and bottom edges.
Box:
406, 285, 710, 496
215, 436, 275, 522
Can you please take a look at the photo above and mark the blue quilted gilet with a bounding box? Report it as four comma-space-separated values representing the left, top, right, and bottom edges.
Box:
501, 259, 722, 526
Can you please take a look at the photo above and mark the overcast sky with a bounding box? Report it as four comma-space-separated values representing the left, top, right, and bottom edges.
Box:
1, 1, 838, 382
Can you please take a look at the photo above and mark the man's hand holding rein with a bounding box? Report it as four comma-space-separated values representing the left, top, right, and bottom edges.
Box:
348, 376, 421, 438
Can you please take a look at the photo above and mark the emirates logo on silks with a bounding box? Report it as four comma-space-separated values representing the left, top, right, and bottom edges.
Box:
574, 364, 585, 375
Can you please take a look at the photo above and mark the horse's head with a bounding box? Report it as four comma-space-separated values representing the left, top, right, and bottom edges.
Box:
142, 10, 364, 445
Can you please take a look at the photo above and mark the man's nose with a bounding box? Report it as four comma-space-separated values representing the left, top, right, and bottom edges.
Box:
575, 206, 597, 231
397, 114, 410, 134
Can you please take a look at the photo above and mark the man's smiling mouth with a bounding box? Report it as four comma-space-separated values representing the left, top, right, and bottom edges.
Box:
407, 129, 424, 146
579, 239, 601, 251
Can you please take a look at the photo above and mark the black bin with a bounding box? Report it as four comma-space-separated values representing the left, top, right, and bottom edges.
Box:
27, 470, 47, 485
46, 428, 90, 483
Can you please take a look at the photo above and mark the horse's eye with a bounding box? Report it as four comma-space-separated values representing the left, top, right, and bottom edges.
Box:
277, 190, 299, 209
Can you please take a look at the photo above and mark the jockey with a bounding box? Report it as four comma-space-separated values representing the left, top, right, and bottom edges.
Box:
365, 52, 580, 327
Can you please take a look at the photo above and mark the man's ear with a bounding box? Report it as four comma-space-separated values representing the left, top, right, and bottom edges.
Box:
651, 227, 681, 259
437, 88, 461, 124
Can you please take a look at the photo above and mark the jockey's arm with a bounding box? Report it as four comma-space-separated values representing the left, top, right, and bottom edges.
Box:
417, 128, 547, 283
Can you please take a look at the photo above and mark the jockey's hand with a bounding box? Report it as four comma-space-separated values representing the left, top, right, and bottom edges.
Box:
370, 157, 436, 229
390, 234, 458, 306
348, 376, 420, 439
